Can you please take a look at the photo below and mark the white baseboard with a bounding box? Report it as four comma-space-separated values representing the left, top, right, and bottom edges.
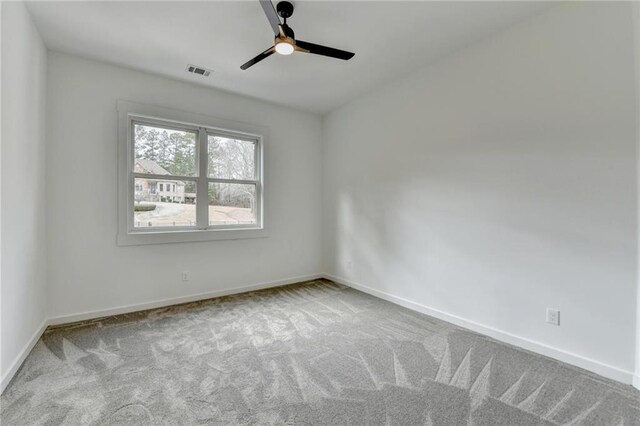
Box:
1, 273, 323, 395
3, 273, 634, 394
1, 318, 49, 394
325, 274, 636, 386
48, 273, 324, 326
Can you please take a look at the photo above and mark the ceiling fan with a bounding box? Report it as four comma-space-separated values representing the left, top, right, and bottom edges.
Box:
240, 0, 355, 70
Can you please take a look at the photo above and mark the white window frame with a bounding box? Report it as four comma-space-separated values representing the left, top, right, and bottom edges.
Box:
117, 100, 267, 246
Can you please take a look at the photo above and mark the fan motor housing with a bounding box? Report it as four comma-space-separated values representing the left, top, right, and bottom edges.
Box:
276, 1, 294, 19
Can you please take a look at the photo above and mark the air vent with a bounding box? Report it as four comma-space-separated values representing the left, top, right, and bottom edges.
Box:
186, 64, 212, 77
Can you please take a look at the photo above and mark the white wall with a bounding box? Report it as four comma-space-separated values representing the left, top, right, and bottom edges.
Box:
46, 52, 323, 319
1, 1, 48, 387
634, 1, 640, 391
323, 2, 638, 381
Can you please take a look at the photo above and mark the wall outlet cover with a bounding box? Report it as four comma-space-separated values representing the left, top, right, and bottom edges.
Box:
546, 308, 560, 326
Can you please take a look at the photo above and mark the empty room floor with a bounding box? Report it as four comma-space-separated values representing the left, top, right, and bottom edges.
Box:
1, 279, 638, 425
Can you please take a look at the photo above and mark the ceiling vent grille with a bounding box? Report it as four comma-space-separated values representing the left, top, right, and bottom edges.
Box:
186, 64, 212, 77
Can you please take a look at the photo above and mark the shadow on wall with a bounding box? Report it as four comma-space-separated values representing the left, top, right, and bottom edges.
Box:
330, 141, 635, 355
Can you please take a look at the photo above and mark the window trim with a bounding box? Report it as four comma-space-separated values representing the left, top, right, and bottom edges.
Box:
117, 100, 268, 246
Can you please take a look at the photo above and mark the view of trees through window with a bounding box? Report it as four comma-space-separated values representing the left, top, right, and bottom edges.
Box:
132, 123, 258, 228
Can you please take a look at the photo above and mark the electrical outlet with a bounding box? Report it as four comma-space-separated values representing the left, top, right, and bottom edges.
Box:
546, 308, 560, 326
181, 271, 190, 282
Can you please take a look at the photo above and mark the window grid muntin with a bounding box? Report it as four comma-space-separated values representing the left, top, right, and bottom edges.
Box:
129, 117, 262, 232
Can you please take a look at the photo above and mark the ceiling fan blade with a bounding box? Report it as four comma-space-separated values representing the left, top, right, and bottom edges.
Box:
259, 0, 281, 36
240, 46, 275, 70
295, 40, 355, 61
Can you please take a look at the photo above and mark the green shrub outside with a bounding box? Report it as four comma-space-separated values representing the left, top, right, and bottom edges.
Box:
134, 203, 156, 212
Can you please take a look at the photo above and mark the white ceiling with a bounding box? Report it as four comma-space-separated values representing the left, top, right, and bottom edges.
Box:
27, 1, 551, 114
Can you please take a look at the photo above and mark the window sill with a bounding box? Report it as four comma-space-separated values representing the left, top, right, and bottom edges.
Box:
117, 227, 268, 246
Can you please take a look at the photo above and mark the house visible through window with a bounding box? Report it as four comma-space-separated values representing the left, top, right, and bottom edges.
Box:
130, 120, 261, 231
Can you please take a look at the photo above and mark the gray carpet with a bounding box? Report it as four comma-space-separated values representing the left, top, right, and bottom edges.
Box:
1, 279, 639, 425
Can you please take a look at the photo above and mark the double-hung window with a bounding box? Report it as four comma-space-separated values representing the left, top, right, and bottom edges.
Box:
118, 101, 266, 245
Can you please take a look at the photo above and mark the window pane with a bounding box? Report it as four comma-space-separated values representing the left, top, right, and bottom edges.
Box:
208, 135, 255, 180
134, 123, 197, 177
134, 178, 196, 228
208, 183, 256, 226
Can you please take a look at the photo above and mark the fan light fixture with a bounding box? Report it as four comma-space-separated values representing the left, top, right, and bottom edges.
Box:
240, 1, 355, 70
275, 40, 294, 55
